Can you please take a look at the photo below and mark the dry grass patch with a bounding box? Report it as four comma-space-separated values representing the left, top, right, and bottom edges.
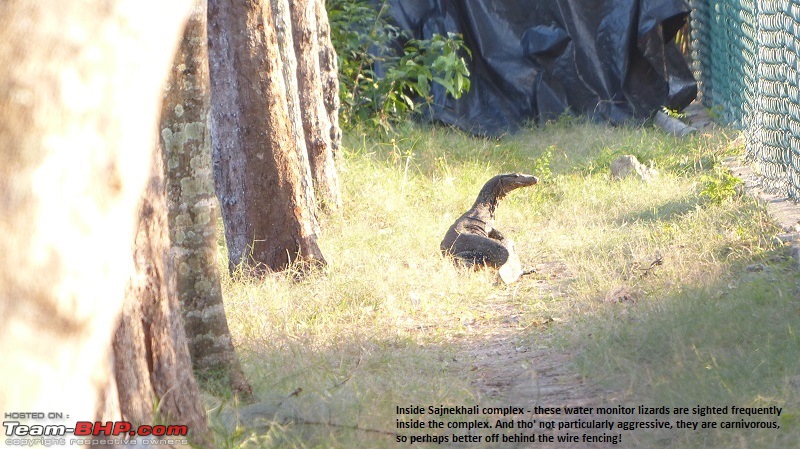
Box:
213, 121, 799, 448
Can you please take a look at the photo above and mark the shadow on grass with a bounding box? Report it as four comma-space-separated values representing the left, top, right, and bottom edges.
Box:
614, 196, 699, 225
569, 247, 800, 448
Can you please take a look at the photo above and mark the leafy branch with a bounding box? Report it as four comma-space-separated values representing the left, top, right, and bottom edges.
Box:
328, 0, 471, 130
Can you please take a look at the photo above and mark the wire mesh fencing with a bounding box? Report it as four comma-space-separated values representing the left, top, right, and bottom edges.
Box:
691, 0, 800, 198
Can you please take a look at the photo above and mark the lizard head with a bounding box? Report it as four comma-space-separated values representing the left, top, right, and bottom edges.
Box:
481, 173, 538, 200
472, 173, 538, 217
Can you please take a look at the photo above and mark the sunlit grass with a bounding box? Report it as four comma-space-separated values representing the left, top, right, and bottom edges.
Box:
214, 120, 800, 448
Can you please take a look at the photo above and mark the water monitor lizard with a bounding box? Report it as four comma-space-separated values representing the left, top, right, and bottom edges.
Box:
440, 173, 538, 284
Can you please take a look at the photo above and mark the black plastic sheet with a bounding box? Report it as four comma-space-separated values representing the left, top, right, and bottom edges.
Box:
388, 0, 696, 135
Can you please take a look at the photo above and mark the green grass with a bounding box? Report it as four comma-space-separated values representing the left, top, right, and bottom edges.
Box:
571, 266, 800, 448
214, 120, 800, 448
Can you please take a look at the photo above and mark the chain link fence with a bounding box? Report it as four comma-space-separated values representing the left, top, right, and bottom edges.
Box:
691, 0, 800, 198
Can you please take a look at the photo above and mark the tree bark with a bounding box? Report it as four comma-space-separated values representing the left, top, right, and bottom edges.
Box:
0, 0, 191, 435
208, 0, 326, 273
112, 148, 210, 446
290, 0, 342, 210
161, 0, 252, 399
270, 0, 321, 234
315, 0, 342, 160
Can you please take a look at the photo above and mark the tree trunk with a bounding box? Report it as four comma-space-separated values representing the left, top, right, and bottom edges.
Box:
111, 148, 210, 446
0, 0, 191, 436
161, 0, 252, 400
208, 0, 326, 273
290, 0, 342, 210
270, 0, 321, 234
315, 0, 342, 161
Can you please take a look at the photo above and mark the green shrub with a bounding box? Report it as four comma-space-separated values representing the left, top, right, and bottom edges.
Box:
700, 168, 743, 203
328, 0, 471, 130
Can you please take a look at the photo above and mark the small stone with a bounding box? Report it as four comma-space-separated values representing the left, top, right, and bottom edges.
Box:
792, 245, 800, 269
610, 155, 657, 182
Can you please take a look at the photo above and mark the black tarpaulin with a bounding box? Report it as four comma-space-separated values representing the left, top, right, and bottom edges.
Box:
388, 0, 696, 135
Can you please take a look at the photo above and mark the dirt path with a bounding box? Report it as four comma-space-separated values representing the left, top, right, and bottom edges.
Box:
457, 332, 617, 448
449, 261, 618, 448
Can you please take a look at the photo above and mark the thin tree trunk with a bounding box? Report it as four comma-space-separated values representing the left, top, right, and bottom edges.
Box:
208, 0, 326, 273
270, 0, 321, 234
0, 0, 191, 435
161, 0, 252, 400
112, 148, 210, 446
315, 0, 342, 161
290, 0, 342, 210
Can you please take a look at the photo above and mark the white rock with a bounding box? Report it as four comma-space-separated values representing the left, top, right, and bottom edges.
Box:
610, 154, 657, 182
498, 239, 523, 284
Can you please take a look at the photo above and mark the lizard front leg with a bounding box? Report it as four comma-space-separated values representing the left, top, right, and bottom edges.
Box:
488, 227, 505, 242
